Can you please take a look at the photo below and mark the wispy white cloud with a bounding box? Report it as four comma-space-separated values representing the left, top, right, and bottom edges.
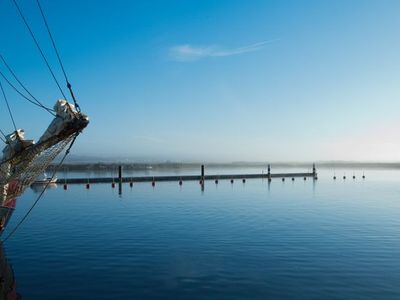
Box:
169, 39, 278, 62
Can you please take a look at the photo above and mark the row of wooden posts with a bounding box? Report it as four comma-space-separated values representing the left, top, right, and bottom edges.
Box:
60, 164, 366, 193
61, 164, 319, 191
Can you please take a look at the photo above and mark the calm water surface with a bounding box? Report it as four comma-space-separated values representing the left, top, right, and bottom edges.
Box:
2, 169, 400, 299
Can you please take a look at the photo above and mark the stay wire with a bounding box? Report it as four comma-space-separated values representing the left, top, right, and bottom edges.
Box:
11, 0, 67, 100
0, 129, 6, 143
35, 0, 69, 84
2, 134, 79, 243
0, 69, 55, 115
36, 0, 80, 111
0, 79, 17, 131
0, 54, 55, 115
0, 128, 6, 139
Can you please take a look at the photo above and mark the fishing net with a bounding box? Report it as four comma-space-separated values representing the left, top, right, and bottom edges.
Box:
0, 100, 88, 207
0, 134, 75, 206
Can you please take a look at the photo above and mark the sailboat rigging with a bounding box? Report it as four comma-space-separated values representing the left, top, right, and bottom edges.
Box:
0, 0, 89, 235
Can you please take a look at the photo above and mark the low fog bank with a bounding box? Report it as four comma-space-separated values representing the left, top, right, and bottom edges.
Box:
49, 161, 400, 171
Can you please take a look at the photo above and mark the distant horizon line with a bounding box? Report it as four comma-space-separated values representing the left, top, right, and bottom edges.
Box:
63, 155, 400, 165
57, 160, 400, 168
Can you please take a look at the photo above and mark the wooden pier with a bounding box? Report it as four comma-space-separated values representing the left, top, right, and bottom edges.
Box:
59, 164, 317, 184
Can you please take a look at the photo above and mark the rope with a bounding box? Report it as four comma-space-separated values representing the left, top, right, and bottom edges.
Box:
0, 79, 17, 131
0, 66, 55, 115
0, 55, 55, 115
2, 134, 78, 243
35, 0, 69, 84
11, 0, 67, 100
0, 128, 7, 140
0, 127, 6, 143
36, 0, 80, 111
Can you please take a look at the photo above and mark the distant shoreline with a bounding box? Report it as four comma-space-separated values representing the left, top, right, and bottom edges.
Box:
48, 161, 400, 171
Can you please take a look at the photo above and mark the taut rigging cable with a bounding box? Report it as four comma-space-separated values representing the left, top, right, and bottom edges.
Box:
0, 129, 6, 143
36, 0, 80, 111
11, 0, 67, 100
0, 54, 55, 115
0, 79, 17, 131
0, 128, 6, 138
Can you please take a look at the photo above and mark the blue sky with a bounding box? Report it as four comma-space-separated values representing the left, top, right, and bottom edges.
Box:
0, 0, 399, 162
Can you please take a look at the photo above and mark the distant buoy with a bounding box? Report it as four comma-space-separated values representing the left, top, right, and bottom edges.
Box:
63, 184, 67, 190
282, 178, 285, 182
129, 182, 133, 187
215, 179, 218, 184
112, 182, 115, 188
230, 179, 234, 184
353, 175, 356, 179
314, 177, 318, 180
291, 177, 295, 181
86, 183, 90, 189
304, 177, 306, 181
333, 176, 336, 180
179, 180, 182, 185
152, 181, 155, 187
242, 179, 246, 183
343, 176, 346, 180
362, 175, 365, 179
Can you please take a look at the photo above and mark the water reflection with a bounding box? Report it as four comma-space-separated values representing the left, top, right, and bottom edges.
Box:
0, 244, 20, 299
30, 183, 58, 194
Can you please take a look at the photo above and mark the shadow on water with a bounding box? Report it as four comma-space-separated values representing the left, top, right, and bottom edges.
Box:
0, 243, 20, 299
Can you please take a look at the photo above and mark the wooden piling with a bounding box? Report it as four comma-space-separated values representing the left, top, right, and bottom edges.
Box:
118, 165, 122, 183
60, 171, 316, 185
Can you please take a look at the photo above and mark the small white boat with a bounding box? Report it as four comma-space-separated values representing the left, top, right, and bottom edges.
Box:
31, 173, 58, 185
